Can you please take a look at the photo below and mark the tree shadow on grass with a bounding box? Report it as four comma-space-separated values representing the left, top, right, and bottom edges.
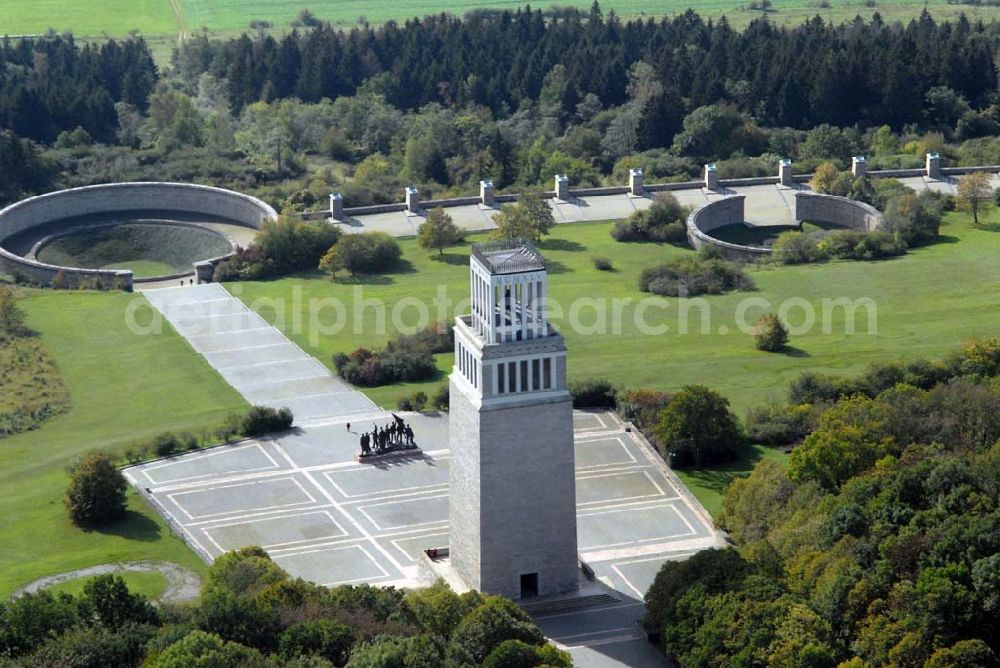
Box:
539, 238, 586, 252
780, 346, 810, 358
677, 447, 771, 497
542, 258, 572, 274
429, 252, 469, 266
973, 222, 1000, 233
90, 510, 161, 542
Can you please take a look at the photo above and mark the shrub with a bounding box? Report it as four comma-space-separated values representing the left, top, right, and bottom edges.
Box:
570, 379, 616, 408
752, 313, 788, 351
882, 190, 943, 247
65, 452, 128, 525
654, 385, 746, 467
617, 388, 672, 434
433, 384, 450, 411
397, 391, 428, 412
591, 255, 614, 271
788, 371, 844, 405
241, 406, 293, 436
320, 231, 402, 277
216, 413, 243, 443
611, 192, 689, 243
772, 231, 819, 264
153, 432, 181, 457
638, 256, 754, 297
0, 286, 26, 335
746, 403, 819, 444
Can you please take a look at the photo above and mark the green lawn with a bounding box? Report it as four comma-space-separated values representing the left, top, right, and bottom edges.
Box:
234, 210, 1000, 415
41, 570, 169, 600
0, 290, 246, 598
232, 211, 1000, 514
674, 445, 789, 517
102, 260, 180, 277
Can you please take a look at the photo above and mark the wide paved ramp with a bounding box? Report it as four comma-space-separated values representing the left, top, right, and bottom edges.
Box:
144, 283, 377, 423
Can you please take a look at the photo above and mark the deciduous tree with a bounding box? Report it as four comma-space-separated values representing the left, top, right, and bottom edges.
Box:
956, 171, 993, 225
417, 208, 463, 255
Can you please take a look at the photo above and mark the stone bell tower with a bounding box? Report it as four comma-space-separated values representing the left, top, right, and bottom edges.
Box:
448, 239, 578, 599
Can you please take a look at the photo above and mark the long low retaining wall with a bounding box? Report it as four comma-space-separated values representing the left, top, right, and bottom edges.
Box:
794, 192, 883, 232
0, 183, 277, 289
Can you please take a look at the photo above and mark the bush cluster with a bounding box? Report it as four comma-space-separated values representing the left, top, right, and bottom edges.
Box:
214, 217, 340, 281
241, 405, 294, 436
787, 338, 1000, 405
569, 378, 617, 408
773, 228, 907, 264
611, 192, 689, 243
319, 231, 402, 277
336, 347, 437, 387
639, 251, 755, 297
333, 323, 450, 388
745, 402, 819, 444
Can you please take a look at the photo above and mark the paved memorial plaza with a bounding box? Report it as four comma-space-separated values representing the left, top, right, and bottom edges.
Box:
128, 283, 721, 663
125, 409, 718, 593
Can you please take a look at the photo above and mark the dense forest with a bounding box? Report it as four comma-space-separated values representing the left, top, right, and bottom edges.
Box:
645, 341, 1000, 666
173, 5, 997, 129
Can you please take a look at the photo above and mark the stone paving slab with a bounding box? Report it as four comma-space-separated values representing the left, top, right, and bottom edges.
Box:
126, 409, 721, 668
144, 283, 378, 424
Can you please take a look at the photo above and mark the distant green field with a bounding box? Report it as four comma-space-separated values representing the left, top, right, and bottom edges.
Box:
0, 0, 178, 38
176, 0, 1000, 33
4, 0, 1000, 48
0, 290, 246, 597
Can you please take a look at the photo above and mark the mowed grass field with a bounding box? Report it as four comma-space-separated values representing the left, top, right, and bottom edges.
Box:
0, 290, 246, 598
232, 211, 1000, 513
234, 211, 1000, 415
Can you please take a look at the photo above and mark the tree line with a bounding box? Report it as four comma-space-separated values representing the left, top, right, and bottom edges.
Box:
172, 5, 997, 131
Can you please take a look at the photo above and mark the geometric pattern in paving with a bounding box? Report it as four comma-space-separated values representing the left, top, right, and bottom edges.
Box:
144, 283, 378, 423
125, 409, 721, 659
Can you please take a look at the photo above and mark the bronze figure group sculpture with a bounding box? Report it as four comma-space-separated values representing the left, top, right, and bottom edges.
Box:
359, 413, 417, 458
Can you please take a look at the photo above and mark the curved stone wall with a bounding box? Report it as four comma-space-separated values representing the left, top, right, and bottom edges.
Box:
686, 195, 771, 261
794, 192, 882, 231
0, 183, 277, 289
687, 191, 886, 261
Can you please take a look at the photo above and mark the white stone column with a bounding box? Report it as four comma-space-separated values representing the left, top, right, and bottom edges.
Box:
851, 156, 867, 179
329, 192, 343, 220
629, 168, 644, 196
480, 179, 495, 207
405, 186, 420, 213
926, 152, 941, 180
554, 174, 569, 200
704, 163, 718, 190
779, 159, 793, 187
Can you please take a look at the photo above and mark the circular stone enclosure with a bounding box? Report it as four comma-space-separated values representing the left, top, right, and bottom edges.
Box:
0, 183, 278, 289
686, 191, 884, 261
